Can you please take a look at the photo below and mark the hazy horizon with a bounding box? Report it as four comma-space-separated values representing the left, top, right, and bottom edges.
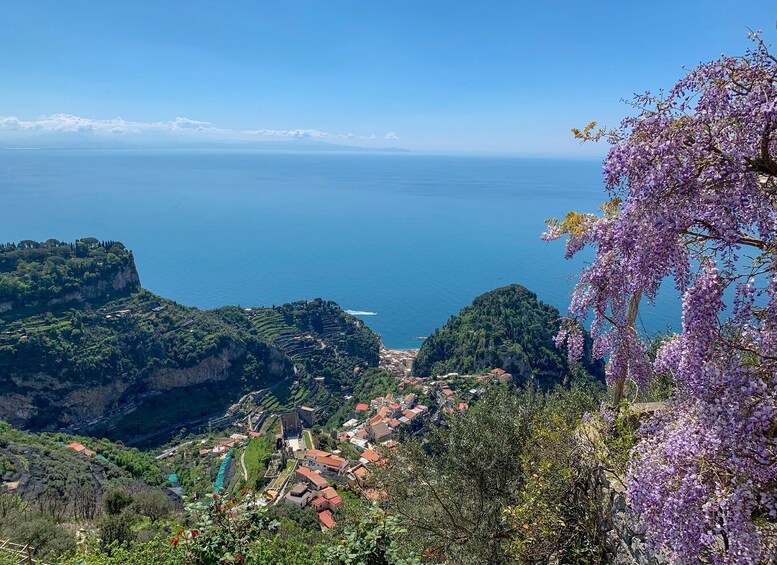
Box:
2, 1, 776, 156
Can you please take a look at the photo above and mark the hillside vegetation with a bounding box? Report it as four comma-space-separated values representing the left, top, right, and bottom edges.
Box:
0, 239, 380, 443
413, 284, 602, 386
0, 238, 140, 317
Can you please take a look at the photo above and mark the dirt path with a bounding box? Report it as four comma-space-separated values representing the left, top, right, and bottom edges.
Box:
240, 450, 248, 482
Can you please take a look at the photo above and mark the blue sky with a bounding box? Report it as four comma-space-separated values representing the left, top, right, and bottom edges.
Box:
1, 1, 775, 155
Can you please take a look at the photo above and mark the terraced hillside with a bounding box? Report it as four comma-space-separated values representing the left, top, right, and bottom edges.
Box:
0, 421, 171, 511
0, 239, 380, 443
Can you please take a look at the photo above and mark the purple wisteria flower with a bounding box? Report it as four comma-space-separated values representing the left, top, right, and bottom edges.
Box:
547, 32, 777, 564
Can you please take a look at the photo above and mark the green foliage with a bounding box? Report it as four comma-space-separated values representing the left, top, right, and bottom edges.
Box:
0, 239, 138, 316
0, 241, 380, 441
103, 489, 133, 516
378, 380, 605, 564
174, 494, 281, 563
506, 381, 605, 564
61, 535, 185, 565
377, 386, 545, 564
600, 403, 641, 475
326, 504, 420, 565
413, 284, 603, 387
100, 512, 136, 551
240, 436, 274, 489
131, 490, 173, 523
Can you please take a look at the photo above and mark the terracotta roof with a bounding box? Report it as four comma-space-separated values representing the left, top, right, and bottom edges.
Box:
368, 414, 384, 426
361, 450, 382, 463
296, 467, 329, 489
321, 486, 339, 499
311, 496, 328, 509
318, 509, 336, 529
67, 442, 86, 452
403, 409, 417, 419
355, 403, 369, 411
353, 466, 369, 478
388, 418, 402, 428
306, 449, 331, 459
389, 403, 400, 410
328, 495, 343, 508
316, 455, 346, 469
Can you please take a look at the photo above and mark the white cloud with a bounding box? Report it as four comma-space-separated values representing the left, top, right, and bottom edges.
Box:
0, 113, 220, 135
384, 131, 399, 140
0, 114, 394, 145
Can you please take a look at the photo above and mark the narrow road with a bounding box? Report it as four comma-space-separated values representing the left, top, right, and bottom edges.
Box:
241, 450, 248, 482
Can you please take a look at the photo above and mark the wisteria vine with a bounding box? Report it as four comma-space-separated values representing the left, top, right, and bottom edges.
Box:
544, 33, 777, 563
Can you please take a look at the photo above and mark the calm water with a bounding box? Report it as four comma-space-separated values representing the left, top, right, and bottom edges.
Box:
0, 149, 680, 348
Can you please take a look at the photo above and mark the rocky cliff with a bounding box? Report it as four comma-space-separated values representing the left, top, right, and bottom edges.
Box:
0, 239, 380, 444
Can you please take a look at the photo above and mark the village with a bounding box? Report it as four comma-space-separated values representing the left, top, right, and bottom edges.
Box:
140, 365, 516, 530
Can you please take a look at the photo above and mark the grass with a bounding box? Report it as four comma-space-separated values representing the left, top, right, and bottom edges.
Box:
303, 430, 313, 450
244, 436, 274, 482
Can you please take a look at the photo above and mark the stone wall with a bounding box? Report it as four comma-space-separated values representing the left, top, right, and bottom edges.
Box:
592, 467, 665, 565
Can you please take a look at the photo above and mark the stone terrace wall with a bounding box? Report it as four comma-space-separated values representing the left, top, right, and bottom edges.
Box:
592, 467, 665, 565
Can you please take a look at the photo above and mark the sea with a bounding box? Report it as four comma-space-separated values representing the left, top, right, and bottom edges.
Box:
0, 149, 681, 349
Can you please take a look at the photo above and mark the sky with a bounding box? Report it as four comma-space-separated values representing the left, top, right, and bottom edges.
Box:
1, 1, 776, 155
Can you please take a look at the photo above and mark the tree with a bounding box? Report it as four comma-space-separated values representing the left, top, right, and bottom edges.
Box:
546, 32, 777, 564
326, 504, 420, 565
131, 489, 173, 523
375, 386, 545, 565
100, 513, 136, 551
103, 489, 133, 516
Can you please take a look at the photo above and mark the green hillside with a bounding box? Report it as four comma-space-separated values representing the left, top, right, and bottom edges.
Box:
412, 284, 603, 387
0, 239, 380, 443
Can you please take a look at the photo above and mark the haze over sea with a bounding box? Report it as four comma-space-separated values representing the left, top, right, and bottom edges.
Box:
0, 149, 680, 349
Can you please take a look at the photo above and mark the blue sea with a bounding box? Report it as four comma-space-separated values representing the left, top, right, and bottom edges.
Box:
0, 149, 680, 349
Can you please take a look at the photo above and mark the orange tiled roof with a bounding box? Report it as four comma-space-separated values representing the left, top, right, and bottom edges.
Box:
297, 466, 329, 488
361, 450, 382, 463
316, 455, 346, 469
355, 403, 369, 411
321, 486, 338, 499
318, 509, 336, 529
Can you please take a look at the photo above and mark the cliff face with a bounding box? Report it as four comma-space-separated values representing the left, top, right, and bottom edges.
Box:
0, 239, 381, 444
0, 239, 141, 317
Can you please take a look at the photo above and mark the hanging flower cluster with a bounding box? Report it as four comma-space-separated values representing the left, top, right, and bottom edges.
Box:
545, 33, 777, 563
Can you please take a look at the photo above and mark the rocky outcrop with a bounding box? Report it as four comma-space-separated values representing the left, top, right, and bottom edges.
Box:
150, 344, 246, 390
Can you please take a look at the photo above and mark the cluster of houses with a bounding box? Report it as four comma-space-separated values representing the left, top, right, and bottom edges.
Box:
283, 448, 350, 529
282, 442, 394, 530
197, 432, 257, 458
341, 392, 428, 446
